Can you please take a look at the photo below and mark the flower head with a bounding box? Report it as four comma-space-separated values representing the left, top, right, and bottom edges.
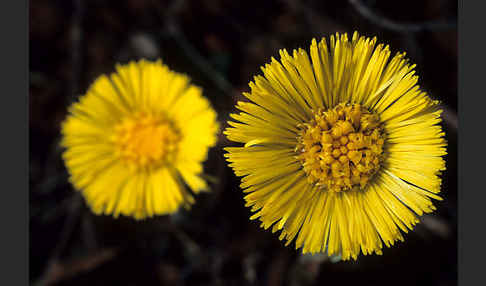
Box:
62, 59, 219, 219
224, 32, 446, 260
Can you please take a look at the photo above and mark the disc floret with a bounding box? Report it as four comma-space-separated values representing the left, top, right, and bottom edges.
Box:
112, 112, 181, 171
296, 103, 386, 193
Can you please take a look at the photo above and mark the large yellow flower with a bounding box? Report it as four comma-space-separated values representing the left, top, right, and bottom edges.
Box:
224, 32, 446, 260
61, 59, 219, 219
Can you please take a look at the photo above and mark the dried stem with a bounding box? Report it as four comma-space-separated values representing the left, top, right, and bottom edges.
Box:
349, 0, 456, 33
37, 248, 119, 286
440, 104, 458, 131
35, 195, 83, 286
68, 0, 83, 102
160, 0, 236, 95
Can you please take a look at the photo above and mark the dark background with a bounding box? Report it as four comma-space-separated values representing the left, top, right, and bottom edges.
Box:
29, 0, 457, 285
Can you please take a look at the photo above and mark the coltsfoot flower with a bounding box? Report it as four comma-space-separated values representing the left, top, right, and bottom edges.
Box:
61, 59, 219, 219
224, 32, 446, 260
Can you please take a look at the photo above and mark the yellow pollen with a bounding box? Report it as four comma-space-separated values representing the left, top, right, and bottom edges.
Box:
112, 112, 180, 171
296, 103, 386, 193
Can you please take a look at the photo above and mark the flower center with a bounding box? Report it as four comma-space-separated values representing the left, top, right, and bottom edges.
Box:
296, 103, 385, 193
112, 112, 181, 170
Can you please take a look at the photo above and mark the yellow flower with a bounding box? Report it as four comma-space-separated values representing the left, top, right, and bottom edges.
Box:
61, 59, 219, 219
224, 32, 446, 260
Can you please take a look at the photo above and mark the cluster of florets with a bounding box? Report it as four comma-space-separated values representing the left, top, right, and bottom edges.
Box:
112, 112, 180, 171
296, 103, 385, 193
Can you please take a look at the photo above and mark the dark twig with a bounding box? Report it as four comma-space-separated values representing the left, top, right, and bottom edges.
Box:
281, 0, 346, 34
440, 104, 458, 131
167, 24, 235, 95
68, 0, 83, 103
51, 195, 83, 259
35, 195, 83, 286
349, 0, 456, 33
159, 0, 236, 95
82, 212, 98, 250
37, 248, 119, 286
419, 214, 451, 239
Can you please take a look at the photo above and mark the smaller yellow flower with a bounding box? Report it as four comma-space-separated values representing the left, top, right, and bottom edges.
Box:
61, 59, 219, 219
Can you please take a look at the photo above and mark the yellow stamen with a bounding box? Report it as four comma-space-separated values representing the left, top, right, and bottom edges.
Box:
112, 112, 181, 171
296, 103, 386, 192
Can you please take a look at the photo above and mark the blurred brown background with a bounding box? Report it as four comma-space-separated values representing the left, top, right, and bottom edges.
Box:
29, 0, 457, 285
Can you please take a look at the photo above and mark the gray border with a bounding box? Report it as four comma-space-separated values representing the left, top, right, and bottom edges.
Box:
459, 1, 484, 285
1, 0, 28, 284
